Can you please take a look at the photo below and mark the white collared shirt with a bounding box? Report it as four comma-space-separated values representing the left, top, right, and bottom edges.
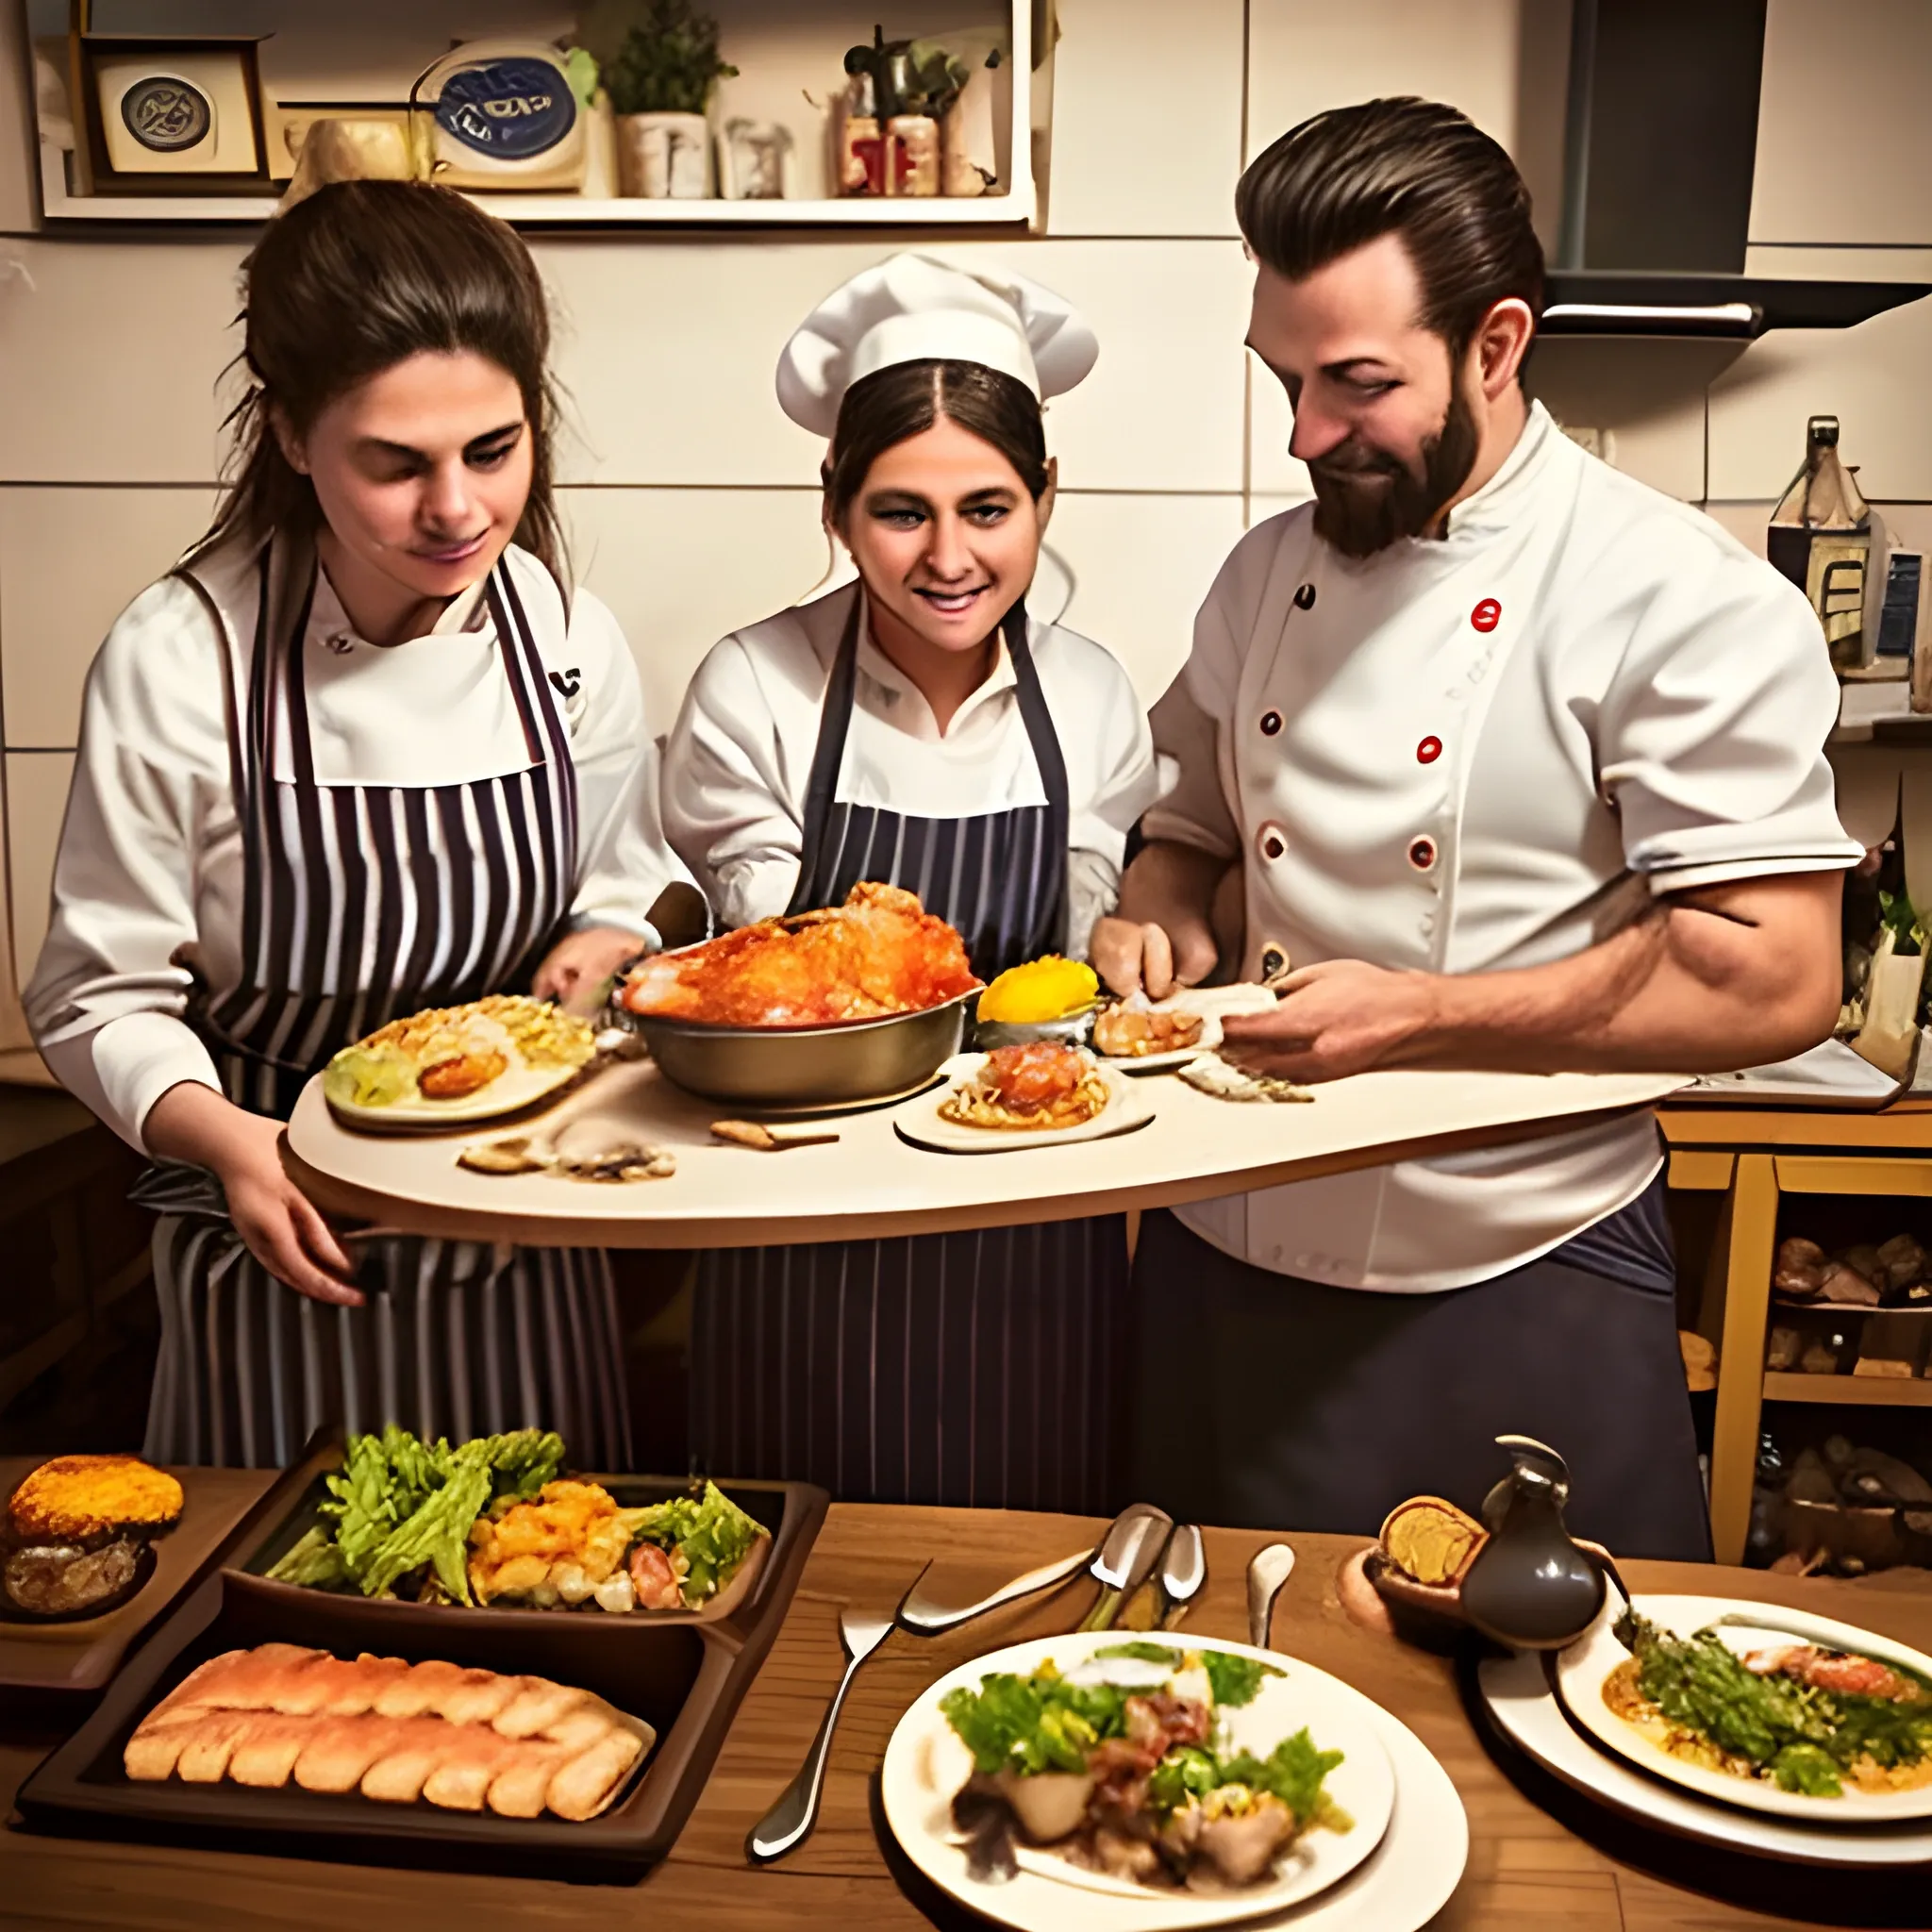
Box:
662, 581, 1161, 944
1147, 402, 1860, 1291
27, 542, 686, 1153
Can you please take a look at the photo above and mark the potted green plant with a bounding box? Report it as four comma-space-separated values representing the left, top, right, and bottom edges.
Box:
602, 0, 737, 197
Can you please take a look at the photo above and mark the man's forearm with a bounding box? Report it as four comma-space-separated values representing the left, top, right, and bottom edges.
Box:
1400, 887, 1841, 1075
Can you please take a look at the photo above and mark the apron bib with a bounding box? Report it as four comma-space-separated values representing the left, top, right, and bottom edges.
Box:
691, 595, 1127, 1509
139, 538, 630, 1469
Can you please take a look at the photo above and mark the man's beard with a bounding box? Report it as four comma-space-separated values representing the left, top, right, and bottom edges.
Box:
1307, 381, 1480, 559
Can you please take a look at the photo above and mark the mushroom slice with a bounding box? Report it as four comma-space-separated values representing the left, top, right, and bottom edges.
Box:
457, 1136, 551, 1176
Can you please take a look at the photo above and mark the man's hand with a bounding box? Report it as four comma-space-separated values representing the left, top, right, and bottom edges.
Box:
533, 925, 651, 1014
1092, 840, 1226, 996
1091, 915, 1217, 1000
1218, 959, 1441, 1082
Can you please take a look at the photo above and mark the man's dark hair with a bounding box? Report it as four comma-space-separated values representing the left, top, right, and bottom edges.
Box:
1236, 97, 1544, 366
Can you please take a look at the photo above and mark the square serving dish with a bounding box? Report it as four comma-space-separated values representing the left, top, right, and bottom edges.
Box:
14, 1444, 826, 1880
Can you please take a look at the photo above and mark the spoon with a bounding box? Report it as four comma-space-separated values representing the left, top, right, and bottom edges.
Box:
746, 1573, 924, 1862
1076, 1504, 1173, 1633
1246, 1542, 1296, 1649
1157, 1524, 1208, 1630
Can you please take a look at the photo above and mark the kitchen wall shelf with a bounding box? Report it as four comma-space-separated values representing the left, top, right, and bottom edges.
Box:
35, 165, 1037, 227
1762, 1373, 1932, 1408
20, 0, 1038, 230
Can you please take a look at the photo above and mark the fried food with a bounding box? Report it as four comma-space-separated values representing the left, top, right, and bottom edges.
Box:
325, 996, 596, 1110
467, 1477, 769, 1618
1378, 1496, 1486, 1587
468, 1481, 636, 1609
940, 1042, 1109, 1132
124, 1644, 652, 1821
419, 1049, 509, 1099
1092, 1007, 1205, 1058
9, 1455, 182, 1545
622, 881, 979, 1027
977, 957, 1099, 1024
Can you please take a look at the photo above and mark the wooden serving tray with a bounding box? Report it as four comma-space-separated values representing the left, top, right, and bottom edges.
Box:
13, 1451, 828, 1879
0, 1457, 285, 1694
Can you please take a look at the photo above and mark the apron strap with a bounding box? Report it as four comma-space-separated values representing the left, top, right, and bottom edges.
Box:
485, 560, 556, 770
786, 590, 1074, 935
1002, 599, 1072, 953
786, 591, 865, 916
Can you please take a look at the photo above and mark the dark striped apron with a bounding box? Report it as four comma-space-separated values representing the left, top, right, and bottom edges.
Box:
138, 538, 630, 1470
690, 599, 1129, 1510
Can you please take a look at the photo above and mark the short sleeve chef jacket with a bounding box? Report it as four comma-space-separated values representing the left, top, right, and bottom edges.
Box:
1145, 402, 1861, 1292
26, 542, 684, 1154
662, 581, 1161, 942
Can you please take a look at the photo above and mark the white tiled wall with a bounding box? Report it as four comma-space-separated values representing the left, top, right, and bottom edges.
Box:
0, 0, 1928, 1004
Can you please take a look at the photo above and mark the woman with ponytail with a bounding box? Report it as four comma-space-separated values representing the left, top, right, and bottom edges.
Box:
661, 256, 1159, 1509
27, 181, 683, 1467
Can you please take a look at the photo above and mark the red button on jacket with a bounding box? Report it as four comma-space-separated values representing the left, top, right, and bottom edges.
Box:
1417, 736, 1442, 764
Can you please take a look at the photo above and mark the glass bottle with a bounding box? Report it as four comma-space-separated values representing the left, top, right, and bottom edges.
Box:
1768, 415, 1873, 672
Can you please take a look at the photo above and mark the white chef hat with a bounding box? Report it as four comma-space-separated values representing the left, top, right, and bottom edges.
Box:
775, 252, 1099, 438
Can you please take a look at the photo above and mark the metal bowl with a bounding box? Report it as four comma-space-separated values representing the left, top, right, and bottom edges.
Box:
972, 1009, 1095, 1053
630, 993, 976, 1108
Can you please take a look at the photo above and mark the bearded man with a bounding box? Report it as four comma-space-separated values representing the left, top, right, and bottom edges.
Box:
1093, 98, 1858, 1557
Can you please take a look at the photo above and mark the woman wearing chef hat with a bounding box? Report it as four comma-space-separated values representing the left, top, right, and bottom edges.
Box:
662, 254, 1161, 1508
25, 181, 685, 1467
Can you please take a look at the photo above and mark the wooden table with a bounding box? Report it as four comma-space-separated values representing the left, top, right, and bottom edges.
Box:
1660, 1098, 1932, 1564
5, 1508, 1929, 1929
286, 1058, 1682, 1247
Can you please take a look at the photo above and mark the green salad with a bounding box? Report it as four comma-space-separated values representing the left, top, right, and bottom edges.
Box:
1617, 1612, 1932, 1797
267, 1425, 562, 1606
940, 1644, 1349, 1890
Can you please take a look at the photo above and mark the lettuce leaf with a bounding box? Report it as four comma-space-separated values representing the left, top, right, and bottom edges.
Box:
626, 1480, 767, 1606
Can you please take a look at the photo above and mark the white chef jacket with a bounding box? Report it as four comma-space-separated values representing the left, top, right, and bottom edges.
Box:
662, 580, 1161, 942
1146, 401, 1860, 1292
26, 541, 684, 1156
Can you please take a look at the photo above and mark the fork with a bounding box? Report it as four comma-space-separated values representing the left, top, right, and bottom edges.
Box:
746, 1570, 926, 1862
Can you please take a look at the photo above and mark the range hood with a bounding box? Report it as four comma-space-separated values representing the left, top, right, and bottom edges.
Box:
1546, 0, 1927, 338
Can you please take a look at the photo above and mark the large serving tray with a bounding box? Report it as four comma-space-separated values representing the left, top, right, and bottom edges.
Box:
14, 1444, 827, 1880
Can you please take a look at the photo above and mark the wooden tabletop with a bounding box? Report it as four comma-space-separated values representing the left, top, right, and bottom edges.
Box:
4, 1507, 1929, 1930
285, 1058, 1684, 1249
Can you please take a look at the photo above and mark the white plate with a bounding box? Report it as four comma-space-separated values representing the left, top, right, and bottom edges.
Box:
1554, 1593, 1932, 1824
881, 1631, 1396, 1928
325, 1058, 587, 1132
1096, 987, 1283, 1074
882, 1631, 1465, 1932
1478, 1645, 1932, 1868
896, 1055, 1154, 1155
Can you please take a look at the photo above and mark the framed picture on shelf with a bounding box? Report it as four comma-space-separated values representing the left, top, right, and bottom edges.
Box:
74, 35, 270, 194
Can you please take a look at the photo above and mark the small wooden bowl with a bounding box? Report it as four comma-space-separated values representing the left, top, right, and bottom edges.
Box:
1338, 1545, 1471, 1653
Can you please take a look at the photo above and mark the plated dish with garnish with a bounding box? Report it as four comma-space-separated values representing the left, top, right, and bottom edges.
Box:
896, 1046, 1153, 1154
257, 1427, 769, 1622
323, 995, 601, 1128
883, 1630, 1393, 1927
1556, 1594, 1932, 1822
